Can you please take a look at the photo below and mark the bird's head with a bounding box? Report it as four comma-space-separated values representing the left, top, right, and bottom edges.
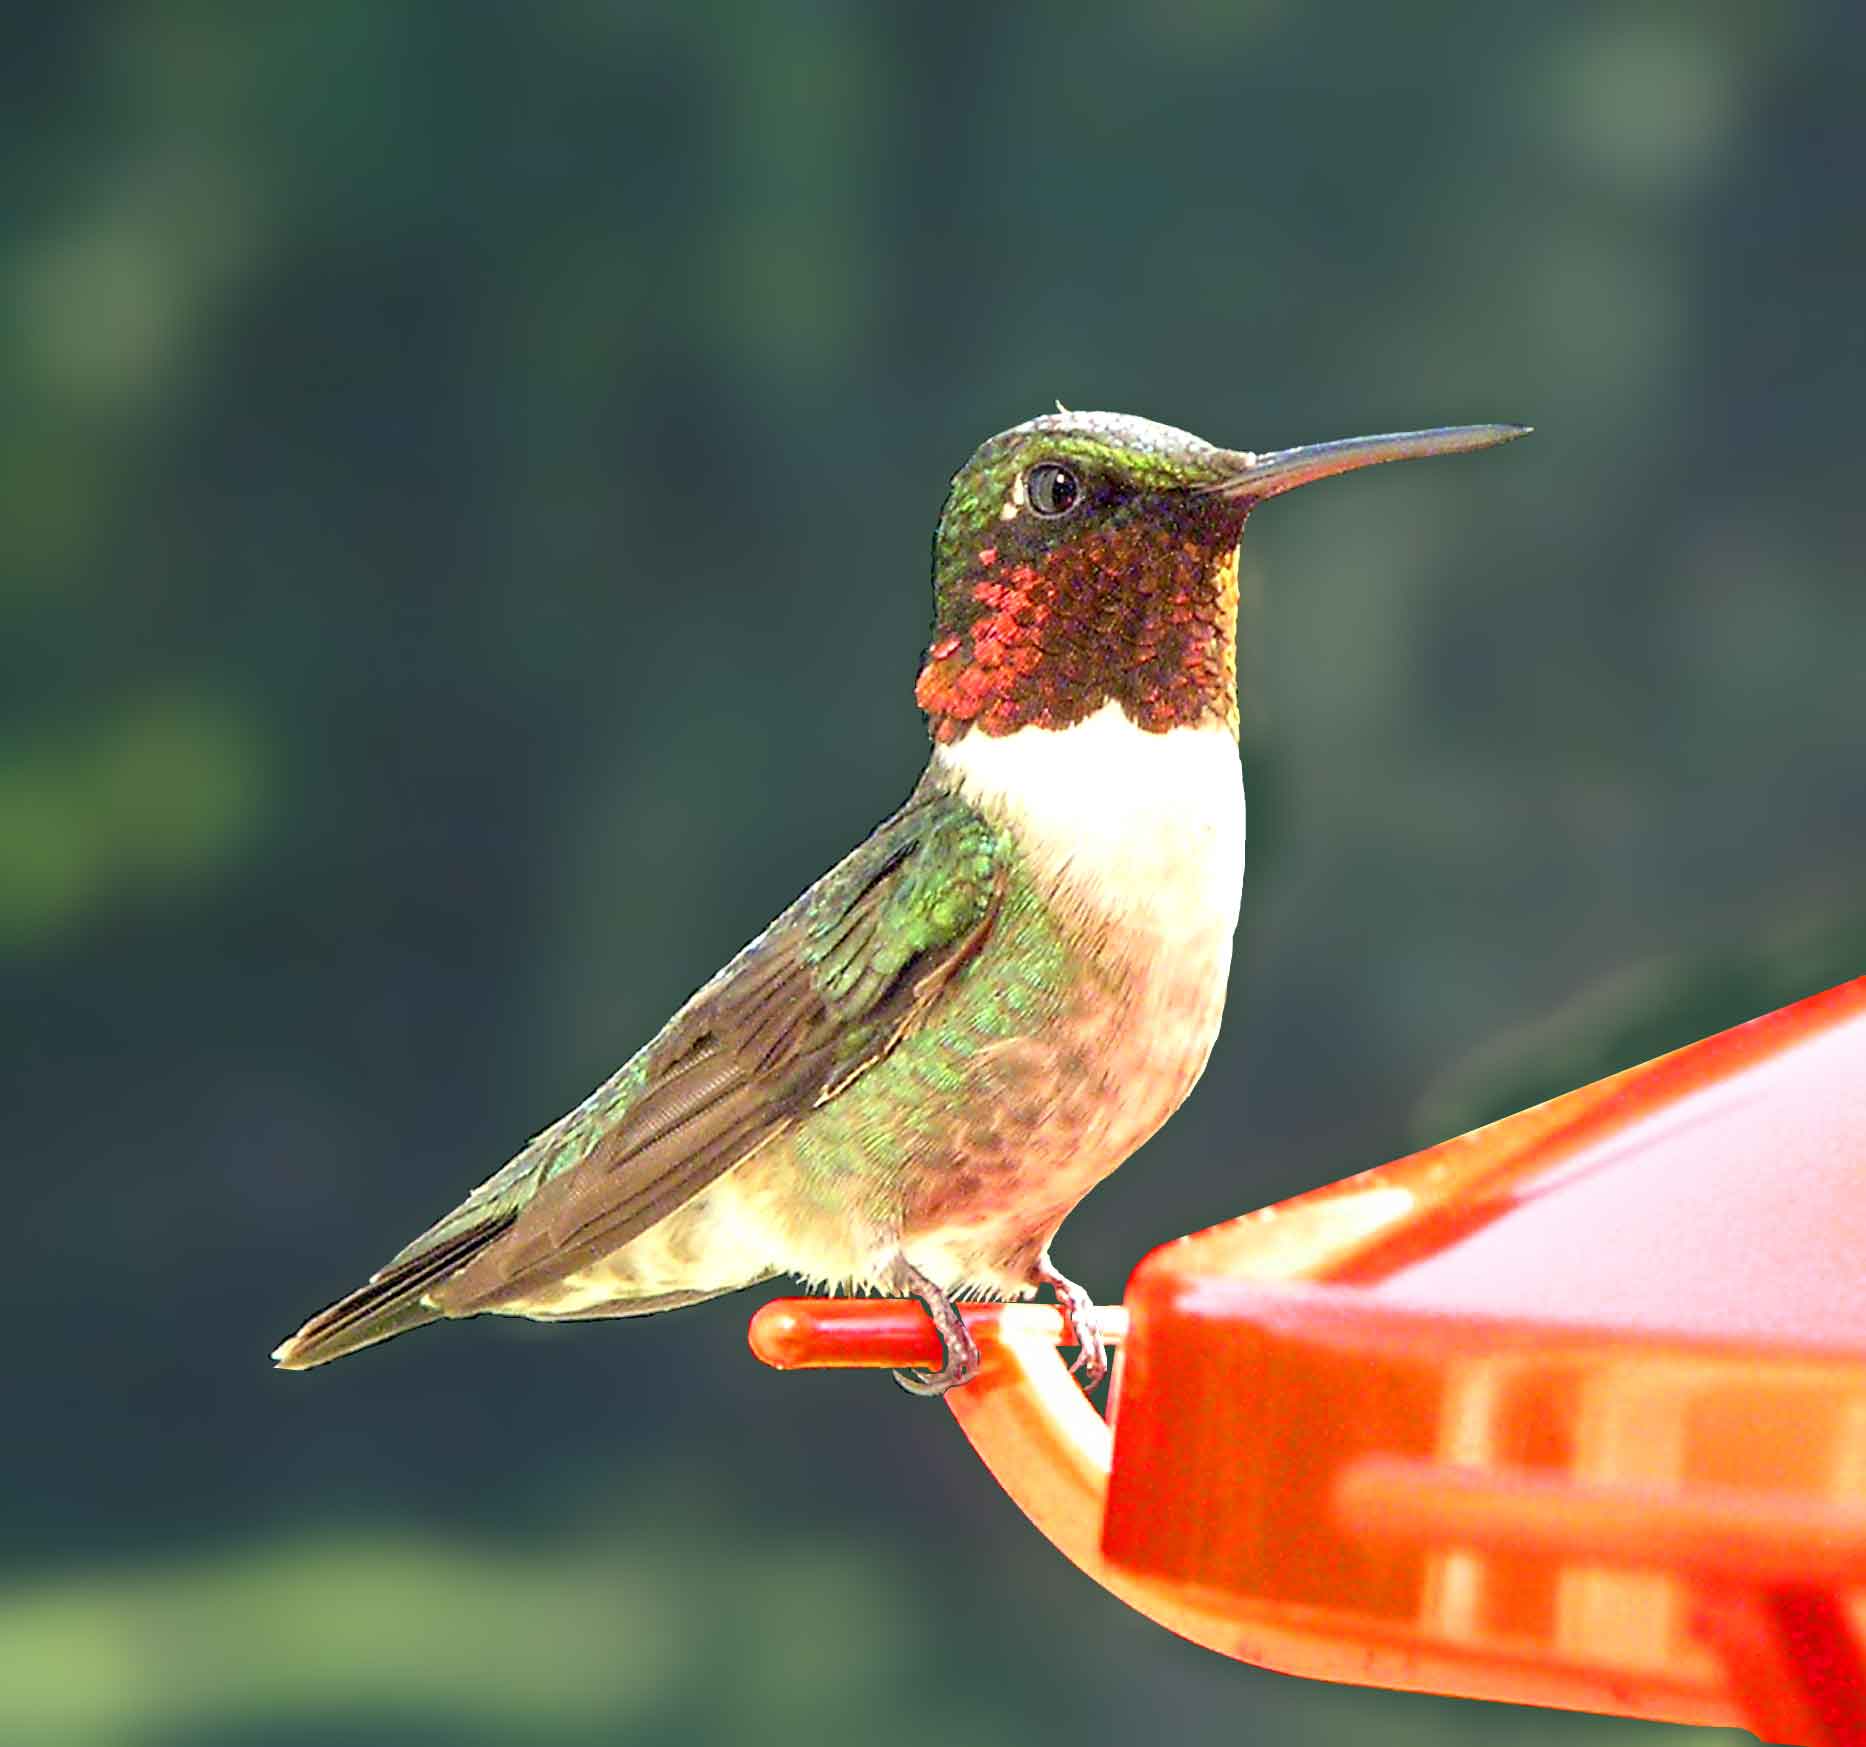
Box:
916, 410, 1525, 743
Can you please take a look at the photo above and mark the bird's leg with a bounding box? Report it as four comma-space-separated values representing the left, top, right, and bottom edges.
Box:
1035, 1251, 1108, 1390
890, 1256, 980, 1397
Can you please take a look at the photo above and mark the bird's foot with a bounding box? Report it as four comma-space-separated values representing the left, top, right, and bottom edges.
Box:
1036, 1252, 1108, 1390
890, 1257, 980, 1397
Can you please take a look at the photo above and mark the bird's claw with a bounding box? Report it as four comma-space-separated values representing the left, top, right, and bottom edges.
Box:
890, 1256, 981, 1398
886, 1253, 1106, 1396
891, 1341, 980, 1397
1037, 1253, 1108, 1391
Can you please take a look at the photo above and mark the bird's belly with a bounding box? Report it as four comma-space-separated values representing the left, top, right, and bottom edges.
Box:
892, 921, 1236, 1293
499, 1171, 787, 1318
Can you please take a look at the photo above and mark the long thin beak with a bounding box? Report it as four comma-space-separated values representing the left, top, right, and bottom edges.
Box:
1210, 423, 1531, 501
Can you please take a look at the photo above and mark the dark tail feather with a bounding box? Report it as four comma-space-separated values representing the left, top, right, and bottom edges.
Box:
272, 1212, 517, 1370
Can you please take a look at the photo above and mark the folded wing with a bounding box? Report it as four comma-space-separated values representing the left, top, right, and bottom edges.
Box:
272, 784, 1005, 1367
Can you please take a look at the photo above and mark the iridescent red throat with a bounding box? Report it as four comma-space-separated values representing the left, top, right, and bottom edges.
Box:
915, 511, 1243, 743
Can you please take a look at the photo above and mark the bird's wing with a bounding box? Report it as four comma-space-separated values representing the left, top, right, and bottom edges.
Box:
272, 783, 1005, 1364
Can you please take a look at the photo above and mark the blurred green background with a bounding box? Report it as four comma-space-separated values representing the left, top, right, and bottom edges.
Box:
6, 3, 1863, 1743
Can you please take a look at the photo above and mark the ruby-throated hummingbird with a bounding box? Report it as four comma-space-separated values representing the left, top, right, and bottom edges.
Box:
274, 410, 1526, 1393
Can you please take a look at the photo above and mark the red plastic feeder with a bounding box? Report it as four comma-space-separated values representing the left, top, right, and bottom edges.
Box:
751, 976, 1866, 1745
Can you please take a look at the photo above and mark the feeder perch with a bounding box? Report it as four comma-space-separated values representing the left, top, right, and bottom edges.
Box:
751, 976, 1866, 1746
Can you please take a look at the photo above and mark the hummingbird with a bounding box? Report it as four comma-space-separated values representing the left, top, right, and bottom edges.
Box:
274, 410, 1526, 1393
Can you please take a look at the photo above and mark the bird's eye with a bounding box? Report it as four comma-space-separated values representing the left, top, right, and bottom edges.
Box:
1025, 462, 1080, 517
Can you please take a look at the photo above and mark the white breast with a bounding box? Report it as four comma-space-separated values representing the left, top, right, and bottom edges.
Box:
932, 698, 1246, 963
